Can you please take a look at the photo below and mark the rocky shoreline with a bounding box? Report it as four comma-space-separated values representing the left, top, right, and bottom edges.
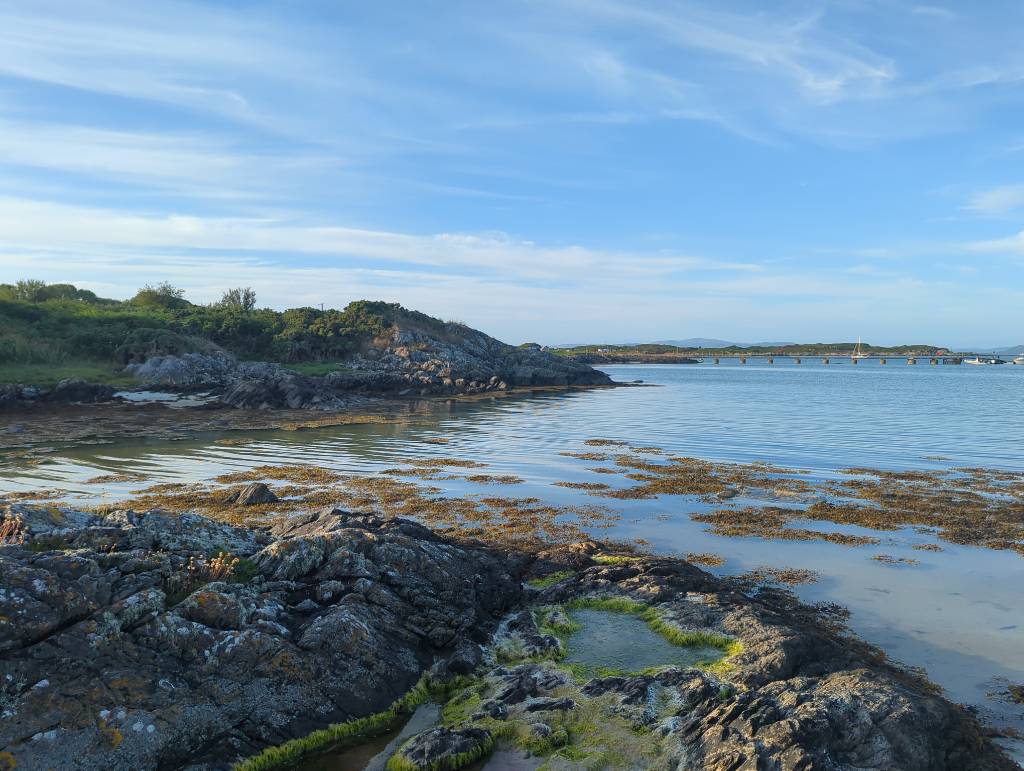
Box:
1, 325, 612, 413
1, 502, 1015, 770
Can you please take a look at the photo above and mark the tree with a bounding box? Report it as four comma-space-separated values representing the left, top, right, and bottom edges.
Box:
13, 279, 48, 302
218, 287, 257, 312
132, 282, 188, 308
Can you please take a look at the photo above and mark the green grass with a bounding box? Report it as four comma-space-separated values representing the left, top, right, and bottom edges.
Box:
232, 675, 431, 771
1, 361, 136, 388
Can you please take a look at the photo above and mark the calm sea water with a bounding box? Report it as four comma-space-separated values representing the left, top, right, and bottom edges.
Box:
3, 360, 1024, 756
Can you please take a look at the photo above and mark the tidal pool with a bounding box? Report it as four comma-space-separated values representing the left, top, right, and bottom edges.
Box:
562, 609, 724, 676
299, 704, 440, 771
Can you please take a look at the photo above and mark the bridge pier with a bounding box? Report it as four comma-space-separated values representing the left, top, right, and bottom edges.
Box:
907, 358, 916, 365
930, 358, 938, 365
713, 357, 719, 365
822, 357, 829, 364
794, 357, 800, 364
880, 358, 886, 365
740, 357, 746, 364
767, 357, 774, 364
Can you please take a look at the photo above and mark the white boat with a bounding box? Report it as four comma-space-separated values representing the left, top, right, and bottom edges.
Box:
850, 337, 870, 361
1013, 356, 1024, 365
964, 356, 1007, 365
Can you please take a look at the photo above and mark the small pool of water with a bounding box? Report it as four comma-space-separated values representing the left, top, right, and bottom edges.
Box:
299, 704, 440, 771
563, 610, 724, 676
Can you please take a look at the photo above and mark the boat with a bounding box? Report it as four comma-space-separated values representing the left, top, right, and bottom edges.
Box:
964, 356, 1007, 365
1014, 356, 1024, 365
850, 337, 870, 361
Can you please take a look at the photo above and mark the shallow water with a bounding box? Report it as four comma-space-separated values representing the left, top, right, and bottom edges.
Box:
299, 704, 439, 770
2, 360, 1023, 757
562, 609, 723, 676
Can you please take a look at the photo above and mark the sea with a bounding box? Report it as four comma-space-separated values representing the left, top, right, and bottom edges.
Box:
3, 359, 1023, 759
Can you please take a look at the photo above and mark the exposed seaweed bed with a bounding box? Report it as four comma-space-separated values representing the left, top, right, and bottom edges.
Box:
15, 433, 1019, 559
4, 418, 1024, 768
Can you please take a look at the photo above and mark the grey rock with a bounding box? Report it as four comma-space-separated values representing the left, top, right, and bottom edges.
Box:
0, 505, 521, 770
391, 726, 493, 770
222, 482, 278, 505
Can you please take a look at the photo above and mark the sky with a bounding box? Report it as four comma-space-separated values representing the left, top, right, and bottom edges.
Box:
1, 1, 1024, 347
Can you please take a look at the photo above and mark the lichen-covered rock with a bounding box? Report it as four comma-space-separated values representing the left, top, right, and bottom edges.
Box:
523, 550, 1016, 771
0, 505, 522, 770
388, 726, 494, 771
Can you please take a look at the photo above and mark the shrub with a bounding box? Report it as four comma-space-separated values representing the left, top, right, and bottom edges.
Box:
218, 287, 257, 312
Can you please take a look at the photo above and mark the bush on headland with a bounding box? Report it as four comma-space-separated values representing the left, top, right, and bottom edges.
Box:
0, 279, 451, 375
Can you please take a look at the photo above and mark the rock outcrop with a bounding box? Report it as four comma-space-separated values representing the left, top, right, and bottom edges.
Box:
0, 379, 116, 410
0, 505, 522, 770
121, 321, 611, 409
0, 505, 1012, 770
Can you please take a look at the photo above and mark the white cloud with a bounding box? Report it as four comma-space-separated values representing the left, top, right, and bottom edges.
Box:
964, 185, 1024, 215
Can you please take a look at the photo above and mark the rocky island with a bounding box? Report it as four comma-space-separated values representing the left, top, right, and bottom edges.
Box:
0, 501, 1015, 770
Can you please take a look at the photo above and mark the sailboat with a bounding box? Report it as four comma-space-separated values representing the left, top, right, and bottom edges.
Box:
850, 337, 870, 362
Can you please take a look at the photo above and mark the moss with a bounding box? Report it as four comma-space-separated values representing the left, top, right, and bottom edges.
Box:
440, 683, 486, 725
385, 731, 495, 771
526, 571, 574, 588
535, 607, 581, 637
592, 554, 638, 565
535, 693, 663, 769
232, 675, 431, 770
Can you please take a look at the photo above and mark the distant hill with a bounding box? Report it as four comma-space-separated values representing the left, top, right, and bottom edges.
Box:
653, 338, 737, 349
655, 338, 799, 348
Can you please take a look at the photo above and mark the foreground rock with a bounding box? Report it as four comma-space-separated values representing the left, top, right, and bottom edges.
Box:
0, 504, 1014, 770
0, 505, 522, 770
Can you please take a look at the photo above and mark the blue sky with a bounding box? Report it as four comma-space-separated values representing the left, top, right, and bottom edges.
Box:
1, 0, 1023, 346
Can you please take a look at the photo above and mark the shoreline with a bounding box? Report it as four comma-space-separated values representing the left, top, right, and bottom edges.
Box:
1, 502, 1015, 770
3, 371, 1024, 767
0, 382, 628, 454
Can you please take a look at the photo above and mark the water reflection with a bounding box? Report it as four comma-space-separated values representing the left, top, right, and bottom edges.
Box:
2, 363, 1023, 755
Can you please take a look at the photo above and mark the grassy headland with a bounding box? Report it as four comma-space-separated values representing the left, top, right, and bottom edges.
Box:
0, 279, 454, 385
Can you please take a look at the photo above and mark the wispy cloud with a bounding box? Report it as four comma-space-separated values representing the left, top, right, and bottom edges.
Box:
964, 185, 1024, 215
2, 1, 1024, 344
